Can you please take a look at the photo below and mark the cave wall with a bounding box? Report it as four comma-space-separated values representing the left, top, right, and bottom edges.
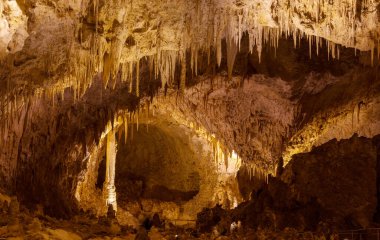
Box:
169, 36, 380, 176
233, 134, 378, 231
74, 130, 106, 217
116, 124, 204, 202
282, 135, 377, 228
0, 77, 139, 218
0, 0, 379, 223
74, 106, 244, 223
0, 0, 27, 58
0, 38, 378, 221
284, 65, 380, 163
114, 121, 221, 222
173, 73, 295, 174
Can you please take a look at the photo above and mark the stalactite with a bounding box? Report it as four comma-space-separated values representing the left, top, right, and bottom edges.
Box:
0, 0, 378, 152
148, 55, 154, 82
136, 109, 139, 131
226, 38, 237, 81
216, 36, 222, 67
371, 42, 375, 66
124, 116, 128, 144
327, 41, 330, 60
131, 113, 134, 140
194, 46, 199, 76
179, 51, 186, 95
103, 53, 112, 88
69, 1, 379, 100
126, 61, 132, 93
238, 13, 242, 51
190, 46, 194, 75
377, 37, 380, 60
309, 35, 312, 59
136, 60, 140, 97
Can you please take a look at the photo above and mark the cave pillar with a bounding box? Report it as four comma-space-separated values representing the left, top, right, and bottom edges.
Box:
105, 128, 117, 212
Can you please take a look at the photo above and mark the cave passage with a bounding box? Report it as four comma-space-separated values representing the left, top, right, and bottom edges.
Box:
74, 111, 243, 229
0, 0, 380, 238
115, 123, 201, 204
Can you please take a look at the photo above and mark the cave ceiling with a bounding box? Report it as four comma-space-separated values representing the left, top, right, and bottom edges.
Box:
0, 0, 379, 181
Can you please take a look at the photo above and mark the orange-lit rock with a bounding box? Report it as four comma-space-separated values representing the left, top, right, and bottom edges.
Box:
0, 0, 379, 238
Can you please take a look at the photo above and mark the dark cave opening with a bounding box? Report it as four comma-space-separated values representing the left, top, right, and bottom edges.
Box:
96, 155, 106, 190
374, 135, 380, 222
115, 123, 201, 205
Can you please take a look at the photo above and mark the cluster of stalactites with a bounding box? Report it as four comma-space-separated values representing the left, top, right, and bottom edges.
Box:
210, 135, 242, 175
178, 107, 272, 180
1, 0, 379, 163
61, 0, 380, 104
153, 94, 273, 180
0, 91, 30, 177
245, 162, 273, 184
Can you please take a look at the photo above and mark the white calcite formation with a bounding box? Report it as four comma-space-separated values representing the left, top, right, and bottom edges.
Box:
0, 0, 28, 58
65, 0, 380, 100
0, 0, 378, 103
0, 0, 379, 219
0, 0, 379, 159
176, 75, 295, 176
0, 0, 377, 151
75, 107, 243, 223
167, 70, 380, 176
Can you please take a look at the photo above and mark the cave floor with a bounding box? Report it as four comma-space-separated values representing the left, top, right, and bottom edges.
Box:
0, 200, 329, 240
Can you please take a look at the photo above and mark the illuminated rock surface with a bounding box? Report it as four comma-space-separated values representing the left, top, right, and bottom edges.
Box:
0, 0, 380, 238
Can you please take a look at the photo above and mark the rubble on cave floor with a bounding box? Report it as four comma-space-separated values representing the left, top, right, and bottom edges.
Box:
0, 192, 339, 240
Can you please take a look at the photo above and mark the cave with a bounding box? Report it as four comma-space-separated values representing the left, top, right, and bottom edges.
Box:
0, 0, 380, 239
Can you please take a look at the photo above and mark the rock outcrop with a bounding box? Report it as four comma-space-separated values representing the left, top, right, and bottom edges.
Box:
233, 134, 378, 231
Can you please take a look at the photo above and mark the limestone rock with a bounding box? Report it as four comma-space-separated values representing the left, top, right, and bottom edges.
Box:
135, 227, 149, 240
148, 227, 164, 240
234, 134, 379, 231
282, 134, 377, 228
27, 218, 42, 232
46, 228, 82, 240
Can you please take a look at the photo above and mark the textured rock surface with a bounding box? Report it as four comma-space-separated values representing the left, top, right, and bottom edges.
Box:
75, 103, 243, 224
0, 0, 27, 58
0, 77, 139, 218
0, 190, 345, 240
282, 135, 378, 228
0, 0, 378, 99
0, 0, 379, 183
233, 135, 378, 231
170, 61, 380, 175
179, 74, 295, 174
0, 0, 379, 232
0, 192, 331, 240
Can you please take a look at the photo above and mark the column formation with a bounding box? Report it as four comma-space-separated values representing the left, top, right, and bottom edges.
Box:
104, 128, 117, 211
